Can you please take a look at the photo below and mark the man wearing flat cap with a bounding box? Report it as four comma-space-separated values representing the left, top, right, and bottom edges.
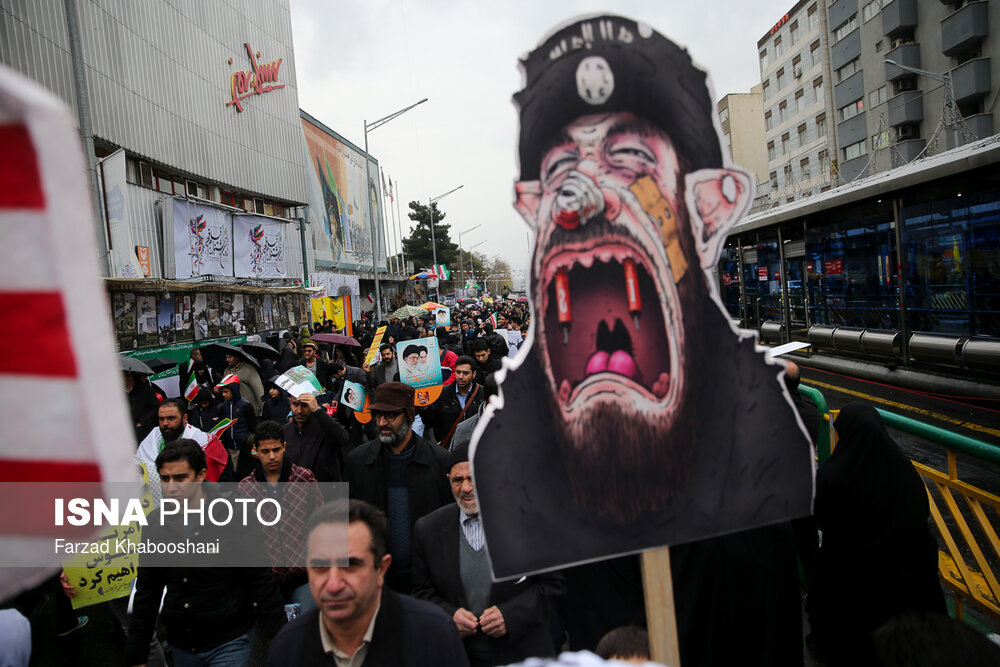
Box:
343, 382, 452, 593
472, 14, 813, 582
412, 443, 564, 666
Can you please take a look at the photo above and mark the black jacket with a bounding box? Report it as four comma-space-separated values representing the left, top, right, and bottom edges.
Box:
424, 383, 485, 447
267, 587, 469, 667
283, 409, 349, 482
295, 357, 330, 389
412, 504, 564, 665
343, 434, 452, 534
128, 379, 161, 443
124, 487, 286, 664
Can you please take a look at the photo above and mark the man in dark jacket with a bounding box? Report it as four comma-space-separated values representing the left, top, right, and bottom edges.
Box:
423, 356, 485, 448
276, 332, 298, 373
266, 500, 469, 667
470, 339, 502, 379
284, 391, 349, 483
413, 444, 563, 666
296, 340, 329, 388
125, 370, 160, 443
125, 440, 286, 666
343, 383, 452, 593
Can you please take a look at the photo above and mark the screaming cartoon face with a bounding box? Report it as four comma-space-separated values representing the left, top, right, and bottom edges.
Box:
531, 113, 686, 426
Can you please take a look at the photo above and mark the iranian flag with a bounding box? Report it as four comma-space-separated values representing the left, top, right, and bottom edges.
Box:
436, 264, 451, 280
209, 418, 236, 439
183, 377, 199, 401
367, 292, 374, 304
486, 313, 497, 328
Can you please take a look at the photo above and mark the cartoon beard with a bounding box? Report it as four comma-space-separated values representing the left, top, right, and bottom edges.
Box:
533, 181, 697, 521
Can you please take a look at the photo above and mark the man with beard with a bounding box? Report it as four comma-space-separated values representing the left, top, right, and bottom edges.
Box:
343, 382, 452, 593
412, 443, 563, 667
424, 357, 485, 448
367, 342, 399, 388
136, 399, 233, 505
472, 14, 813, 580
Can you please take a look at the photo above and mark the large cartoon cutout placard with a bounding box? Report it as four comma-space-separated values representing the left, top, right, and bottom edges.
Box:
471, 14, 815, 580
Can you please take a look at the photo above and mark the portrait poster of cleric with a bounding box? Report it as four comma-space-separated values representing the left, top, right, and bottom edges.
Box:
471, 14, 815, 579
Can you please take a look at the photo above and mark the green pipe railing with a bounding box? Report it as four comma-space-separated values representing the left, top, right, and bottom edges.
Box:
875, 408, 1000, 467
797, 384, 831, 464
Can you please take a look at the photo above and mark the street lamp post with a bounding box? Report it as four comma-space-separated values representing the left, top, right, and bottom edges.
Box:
468, 239, 487, 292
458, 224, 482, 288
427, 184, 463, 301
364, 97, 428, 320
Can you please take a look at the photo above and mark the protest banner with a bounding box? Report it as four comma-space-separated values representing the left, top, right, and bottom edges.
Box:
363, 325, 387, 367
274, 365, 323, 397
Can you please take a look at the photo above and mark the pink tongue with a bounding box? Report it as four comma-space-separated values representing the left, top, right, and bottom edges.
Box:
585, 350, 642, 383
585, 351, 609, 375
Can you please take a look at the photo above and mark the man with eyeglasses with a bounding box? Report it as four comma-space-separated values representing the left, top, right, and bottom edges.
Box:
343, 382, 452, 594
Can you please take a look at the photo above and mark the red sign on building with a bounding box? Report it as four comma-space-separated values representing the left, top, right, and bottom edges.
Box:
758, 267, 768, 281
824, 259, 844, 275
722, 273, 732, 286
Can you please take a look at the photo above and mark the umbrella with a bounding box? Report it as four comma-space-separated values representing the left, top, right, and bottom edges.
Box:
120, 356, 154, 375
311, 333, 361, 347
517, 296, 528, 303
142, 357, 180, 374
408, 271, 439, 280
201, 341, 261, 370
418, 301, 446, 311
241, 340, 280, 361
391, 305, 429, 319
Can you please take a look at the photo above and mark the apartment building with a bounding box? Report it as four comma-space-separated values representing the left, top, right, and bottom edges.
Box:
718, 84, 770, 190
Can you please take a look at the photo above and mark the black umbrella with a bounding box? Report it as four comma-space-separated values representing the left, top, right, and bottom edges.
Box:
241, 341, 280, 361
201, 342, 261, 371
142, 357, 180, 374
120, 356, 154, 375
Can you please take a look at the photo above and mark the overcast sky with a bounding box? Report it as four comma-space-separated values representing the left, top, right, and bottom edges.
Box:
290, 0, 794, 286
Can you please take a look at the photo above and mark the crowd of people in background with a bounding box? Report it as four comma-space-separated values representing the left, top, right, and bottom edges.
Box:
3, 295, 997, 667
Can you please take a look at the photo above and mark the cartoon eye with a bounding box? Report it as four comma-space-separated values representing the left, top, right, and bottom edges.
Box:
543, 152, 578, 183
608, 145, 655, 163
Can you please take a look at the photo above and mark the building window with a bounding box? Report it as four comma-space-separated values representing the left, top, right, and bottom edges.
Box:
139, 162, 154, 189
862, 0, 883, 22
798, 123, 808, 146
784, 165, 794, 184
762, 79, 771, 101
844, 139, 867, 161
794, 88, 805, 112
775, 36, 784, 57
770, 170, 778, 189
810, 40, 822, 68
833, 16, 858, 43
779, 100, 788, 123
816, 113, 827, 137
808, 3, 819, 30
765, 110, 774, 131
813, 77, 824, 103
801, 157, 811, 180
875, 39, 883, 53
760, 49, 769, 71
839, 99, 865, 121
768, 141, 776, 161
836, 59, 859, 82
719, 107, 729, 124
868, 85, 887, 107
790, 20, 800, 44
777, 68, 786, 90
782, 132, 791, 154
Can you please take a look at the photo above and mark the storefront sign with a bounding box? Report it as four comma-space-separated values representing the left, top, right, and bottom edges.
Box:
758, 267, 768, 281
824, 259, 844, 275
770, 13, 790, 35
226, 43, 284, 113
135, 246, 151, 277
722, 273, 731, 286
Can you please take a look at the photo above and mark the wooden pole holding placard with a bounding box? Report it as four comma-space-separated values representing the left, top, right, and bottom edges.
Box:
641, 547, 682, 666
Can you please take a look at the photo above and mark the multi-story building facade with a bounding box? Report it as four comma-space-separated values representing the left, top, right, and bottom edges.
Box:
829, 0, 999, 182
757, 1, 840, 207
718, 85, 770, 191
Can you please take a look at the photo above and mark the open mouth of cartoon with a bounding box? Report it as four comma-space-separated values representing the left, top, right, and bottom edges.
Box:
542, 239, 673, 406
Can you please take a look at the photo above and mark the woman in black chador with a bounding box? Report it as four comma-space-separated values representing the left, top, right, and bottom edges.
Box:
808, 402, 946, 665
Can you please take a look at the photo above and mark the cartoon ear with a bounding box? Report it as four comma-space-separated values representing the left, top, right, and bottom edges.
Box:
514, 181, 542, 230
684, 168, 753, 269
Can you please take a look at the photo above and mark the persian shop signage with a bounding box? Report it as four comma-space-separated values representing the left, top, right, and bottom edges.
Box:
226, 43, 285, 113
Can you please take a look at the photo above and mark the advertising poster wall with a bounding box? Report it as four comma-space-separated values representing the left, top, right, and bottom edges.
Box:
234, 215, 287, 278
100, 149, 145, 279
301, 114, 387, 271
157, 294, 176, 345
193, 293, 209, 340
135, 295, 158, 348
175, 295, 193, 343
112, 291, 137, 350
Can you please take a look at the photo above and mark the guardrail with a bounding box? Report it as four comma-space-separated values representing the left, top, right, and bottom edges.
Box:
797, 385, 831, 464
823, 405, 1000, 623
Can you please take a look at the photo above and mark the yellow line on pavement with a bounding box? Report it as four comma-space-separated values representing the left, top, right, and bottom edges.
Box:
802, 378, 1000, 440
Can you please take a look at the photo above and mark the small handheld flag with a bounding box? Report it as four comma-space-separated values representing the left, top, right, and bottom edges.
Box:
215, 374, 240, 391
208, 418, 236, 439
184, 377, 199, 401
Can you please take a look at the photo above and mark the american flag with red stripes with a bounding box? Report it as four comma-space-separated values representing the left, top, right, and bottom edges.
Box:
0, 66, 136, 601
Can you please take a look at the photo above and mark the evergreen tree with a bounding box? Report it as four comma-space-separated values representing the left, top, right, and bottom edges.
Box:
401, 201, 459, 271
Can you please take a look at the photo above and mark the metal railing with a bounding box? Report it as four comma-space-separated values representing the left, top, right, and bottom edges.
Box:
822, 405, 1000, 622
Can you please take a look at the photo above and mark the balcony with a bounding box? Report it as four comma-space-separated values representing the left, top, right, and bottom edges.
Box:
950, 57, 991, 105
941, 1, 989, 57
947, 114, 994, 149
829, 0, 859, 32
888, 90, 924, 126
885, 43, 921, 81
834, 71, 865, 109
896, 138, 926, 162
831, 29, 862, 70
883, 0, 919, 37
839, 156, 869, 183
837, 114, 869, 148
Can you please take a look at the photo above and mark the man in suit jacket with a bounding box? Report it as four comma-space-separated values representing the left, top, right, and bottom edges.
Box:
422, 356, 485, 447
412, 444, 564, 667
